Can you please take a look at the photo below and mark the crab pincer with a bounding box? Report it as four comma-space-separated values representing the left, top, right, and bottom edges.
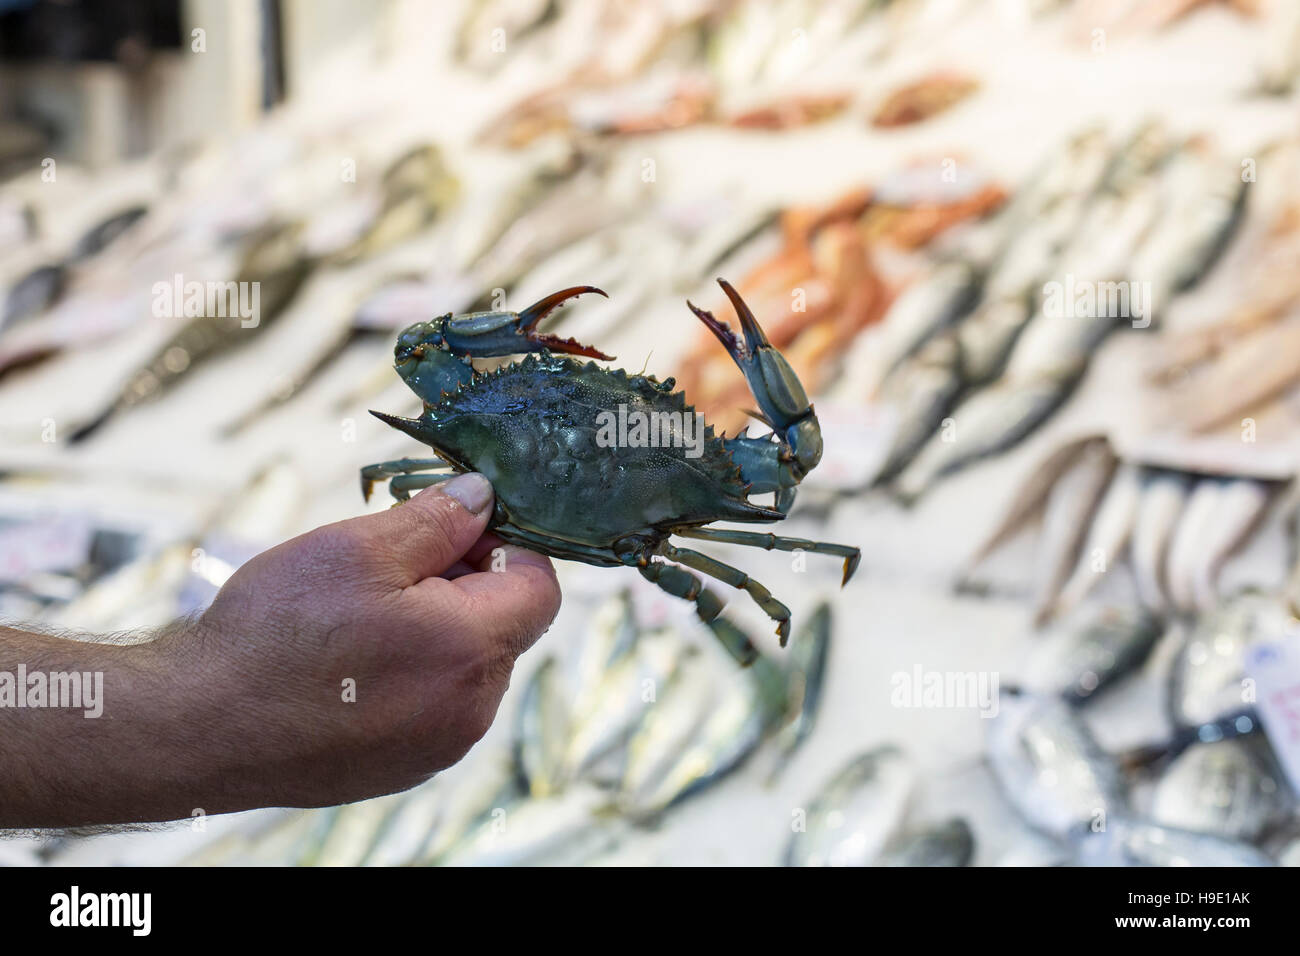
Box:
440, 286, 614, 359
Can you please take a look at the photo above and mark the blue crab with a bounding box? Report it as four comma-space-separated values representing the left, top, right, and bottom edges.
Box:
363, 279, 859, 664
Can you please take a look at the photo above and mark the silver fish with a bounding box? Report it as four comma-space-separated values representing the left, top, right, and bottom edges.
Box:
1164, 480, 1228, 613
987, 690, 1127, 838
785, 745, 916, 867
895, 365, 1085, 503
513, 657, 570, 799
562, 630, 684, 782
876, 818, 975, 867
873, 260, 983, 383
1149, 736, 1294, 842
434, 786, 618, 867
1054, 462, 1142, 618
628, 620, 787, 816
872, 333, 965, 485
1029, 439, 1118, 626
1131, 469, 1193, 612
1028, 606, 1163, 704
767, 602, 833, 782
1078, 818, 1275, 867
619, 650, 717, 805
951, 295, 1034, 388
363, 783, 445, 866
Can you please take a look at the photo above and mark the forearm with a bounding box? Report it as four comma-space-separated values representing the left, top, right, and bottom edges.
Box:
0, 623, 217, 828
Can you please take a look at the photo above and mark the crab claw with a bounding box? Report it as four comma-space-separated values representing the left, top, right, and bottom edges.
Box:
688, 278, 823, 478
439, 286, 614, 359
517, 286, 614, 359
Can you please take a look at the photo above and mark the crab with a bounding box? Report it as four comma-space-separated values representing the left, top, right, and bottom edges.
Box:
363, 279, 859, 664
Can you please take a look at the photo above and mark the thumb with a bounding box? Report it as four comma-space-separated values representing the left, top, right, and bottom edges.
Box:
366, 473, 496, 584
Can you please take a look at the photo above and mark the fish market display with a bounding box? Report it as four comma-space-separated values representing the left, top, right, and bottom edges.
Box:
5, 0, 1300, 869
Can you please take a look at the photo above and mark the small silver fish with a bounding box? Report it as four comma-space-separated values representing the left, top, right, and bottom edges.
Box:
434, 786, 618, 867
513, 657, 571, 799
785, 745, 916, 867
767, 602, 833, 782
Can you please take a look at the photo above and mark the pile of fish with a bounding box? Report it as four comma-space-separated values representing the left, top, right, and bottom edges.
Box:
3, 0, 1300, 867
156, 593, 833, 866
961, 435, 1285, 624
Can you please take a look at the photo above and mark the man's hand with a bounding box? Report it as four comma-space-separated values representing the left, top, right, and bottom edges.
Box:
0, 473, 561, 827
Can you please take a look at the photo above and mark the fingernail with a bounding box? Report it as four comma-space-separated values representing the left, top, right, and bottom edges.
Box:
440, 472, 493, 515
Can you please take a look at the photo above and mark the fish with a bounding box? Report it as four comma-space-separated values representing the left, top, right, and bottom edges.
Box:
433, 786, 619, 867
987, 689, 1128, 838
1130, 146, 1248, 307
1164, 479, 1228, 612
1149, 736, 1294, 842
1131, 469, 1193, 611
561, 630, 684, 783
626, 620, 787, 816
362, 783, 445, 866
512, 657, 571, 799
960, 434, 1105, 575
1, 263, 65, 331
1053, 462, 1141, 617
1188, 480, 1274, 612
871, 334, 965, 485
1078, 818, 1275, 867
1029, 439, 1119, 626
876, 818, 975, 866
766, 602, 833, 782
68, 221, 312, 441
1167, 590, 1290, 736
894, 364, 1086, 503
871, 72, 979, 128
785, 745, 916, 867
571, 589, 641, 719
69, 205, 149, 262
311, 793, 410, 867
1167, 317, 1300, 433
619, 650, 717, 805
1028, 606, 1164, 704
871, 259, 984, 384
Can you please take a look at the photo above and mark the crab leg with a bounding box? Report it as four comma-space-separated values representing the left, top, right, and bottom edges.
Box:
687, 278, 824, 494
361, 457, 450, 501
636, 559, 758, 665
659, 544, 793, 646
677, 527, 861, 586
388, 472, 457, 502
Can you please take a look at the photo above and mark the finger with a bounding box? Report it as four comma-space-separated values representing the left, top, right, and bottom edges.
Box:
364, 473, 496, 584
448, 547, 561, 659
